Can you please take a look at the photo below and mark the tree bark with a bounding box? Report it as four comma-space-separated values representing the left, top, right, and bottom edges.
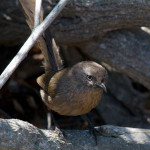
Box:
0, 118, 150, 150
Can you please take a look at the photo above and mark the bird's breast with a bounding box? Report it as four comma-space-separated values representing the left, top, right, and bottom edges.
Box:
51, 88, 103, 116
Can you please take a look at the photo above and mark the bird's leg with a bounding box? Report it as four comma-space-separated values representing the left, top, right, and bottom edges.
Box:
47, 110, 53, 130
47, 110, 65, 139
81, 114, 98, 145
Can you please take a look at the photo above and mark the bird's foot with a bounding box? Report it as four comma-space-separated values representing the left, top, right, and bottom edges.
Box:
81, 114, 98, 145
54, 126, 65, 139
88, 124, 98, 145
47, 110, 66, 141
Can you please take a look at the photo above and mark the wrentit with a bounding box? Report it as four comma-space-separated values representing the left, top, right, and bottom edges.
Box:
37, 61, 107, 116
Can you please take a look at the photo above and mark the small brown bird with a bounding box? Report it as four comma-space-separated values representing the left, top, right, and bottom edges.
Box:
37, 61, 107, 116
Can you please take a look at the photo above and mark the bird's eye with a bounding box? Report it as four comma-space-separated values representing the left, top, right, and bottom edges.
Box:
87, 75, 93, 81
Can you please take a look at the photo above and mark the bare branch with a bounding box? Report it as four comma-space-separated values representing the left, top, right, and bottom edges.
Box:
34, 0, 42, 28
0, 0, 69, 90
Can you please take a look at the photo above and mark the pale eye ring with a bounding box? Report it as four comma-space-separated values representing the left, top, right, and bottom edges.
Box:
87, 75, 93, 81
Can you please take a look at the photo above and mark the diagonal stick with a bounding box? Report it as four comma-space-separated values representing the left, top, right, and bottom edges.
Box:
0, 0, 69, 89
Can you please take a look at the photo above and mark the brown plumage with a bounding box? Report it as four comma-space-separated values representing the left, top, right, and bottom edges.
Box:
37, 61, 107, 116
19, 0, 107, 117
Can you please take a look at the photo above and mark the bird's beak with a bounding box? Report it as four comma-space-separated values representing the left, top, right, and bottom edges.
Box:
96, 83, 107, 92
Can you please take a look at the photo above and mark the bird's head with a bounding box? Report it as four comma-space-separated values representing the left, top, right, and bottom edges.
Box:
70, 61, 107, 92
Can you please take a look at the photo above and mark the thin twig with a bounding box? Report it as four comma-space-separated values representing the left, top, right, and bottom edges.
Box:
34, 0, 42, 28
47, 111, 52, 129
0, 0, 69, 90
34, 1, 53, 129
